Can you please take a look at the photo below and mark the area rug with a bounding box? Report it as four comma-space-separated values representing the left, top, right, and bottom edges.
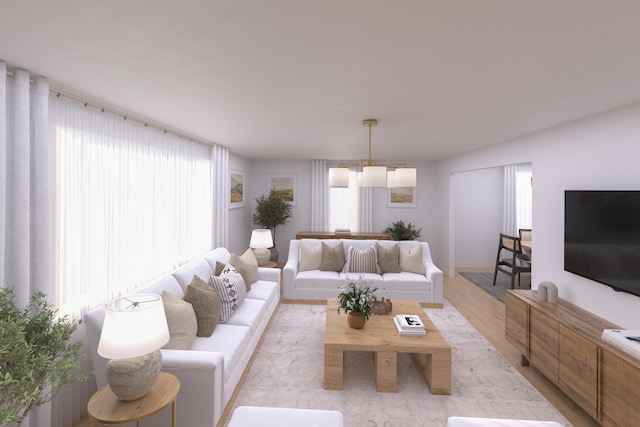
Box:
460, 272, 531, 303
228, 302, 570, 427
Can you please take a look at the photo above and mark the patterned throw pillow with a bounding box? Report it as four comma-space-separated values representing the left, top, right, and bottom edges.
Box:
299, 241, 322, 271
230, 248, 259, 291
320, 242, 345, 271
376, 242, 401, 273
161, 291, 197, 350
343, 245, 382, 273
183, 276, 222, 337
399, 244, 426, 274
208, 264, 247, 322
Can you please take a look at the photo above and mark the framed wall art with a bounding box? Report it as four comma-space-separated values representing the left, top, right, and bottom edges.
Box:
268, 174, 297, 206
388, 186, 417, 208
229, 169, 245, 209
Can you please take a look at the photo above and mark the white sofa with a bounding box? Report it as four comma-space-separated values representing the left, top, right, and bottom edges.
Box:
283, 239, 443, 305
84, 247, 280, 427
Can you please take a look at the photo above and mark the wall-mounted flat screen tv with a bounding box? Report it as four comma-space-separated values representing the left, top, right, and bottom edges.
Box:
565, 190, 640, 298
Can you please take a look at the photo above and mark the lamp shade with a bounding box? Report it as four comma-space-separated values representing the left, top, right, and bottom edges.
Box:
387, 170, 397, 188
250, 229, 273, 249
362, 166, 387, 187
98, 294, 169, 359
329, 168, 349, 188
395, 168, 417, 188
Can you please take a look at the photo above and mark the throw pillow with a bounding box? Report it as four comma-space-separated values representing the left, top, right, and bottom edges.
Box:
230, 249, 259, 291
214, 260, 226, 276
320, 241, 345, 271
161, 291, 197, 350
299, 241, 322, 271
183, 275, 223, 337
343, 245, 381, 273
208, 264, 247, 322
399, 244, 426, 274
376, 242, 401, 273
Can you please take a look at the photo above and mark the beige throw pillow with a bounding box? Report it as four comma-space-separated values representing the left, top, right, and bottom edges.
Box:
183, 275, 223, 337
161, 291, 197, 350
399, 244, 426, 274
214, 260, 226, 276
320, 242, 345, 272
343, 245, 381, 273
230, 249, 259, 291
299, 241, 322, 271
376, 242, 401, 273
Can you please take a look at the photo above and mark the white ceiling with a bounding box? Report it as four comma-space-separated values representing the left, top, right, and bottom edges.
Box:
2, 1, 640, 161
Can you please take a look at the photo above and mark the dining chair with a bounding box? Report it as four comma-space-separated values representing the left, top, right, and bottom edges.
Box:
492, 233, 531, 289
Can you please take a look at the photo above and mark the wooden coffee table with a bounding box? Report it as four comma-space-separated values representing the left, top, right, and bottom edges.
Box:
324, 298, 451, 394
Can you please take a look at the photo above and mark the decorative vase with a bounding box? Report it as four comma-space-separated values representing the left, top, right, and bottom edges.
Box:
347, 312, 366, 329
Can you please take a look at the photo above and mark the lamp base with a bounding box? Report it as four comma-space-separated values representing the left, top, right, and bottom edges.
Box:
106, 349, 162, 401
252, 248, 271, 266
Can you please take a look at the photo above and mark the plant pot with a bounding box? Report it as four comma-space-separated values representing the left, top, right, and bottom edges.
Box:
347, 312, 366, 329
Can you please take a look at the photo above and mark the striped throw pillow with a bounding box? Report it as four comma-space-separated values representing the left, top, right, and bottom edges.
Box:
208, 264, 247, 322
342, 245, 382, 273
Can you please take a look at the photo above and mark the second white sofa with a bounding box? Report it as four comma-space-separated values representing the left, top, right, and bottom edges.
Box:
283, 239, 443, 305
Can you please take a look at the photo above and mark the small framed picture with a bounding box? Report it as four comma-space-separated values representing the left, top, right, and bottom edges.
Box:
230, 169, 245, 209
268, 174, 297, 206
388, 187, 417, 208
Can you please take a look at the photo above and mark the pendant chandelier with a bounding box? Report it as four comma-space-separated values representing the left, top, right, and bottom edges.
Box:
329, 119, 417, 188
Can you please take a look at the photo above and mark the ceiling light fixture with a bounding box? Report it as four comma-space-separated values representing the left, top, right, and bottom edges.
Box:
329, 119, 416, 188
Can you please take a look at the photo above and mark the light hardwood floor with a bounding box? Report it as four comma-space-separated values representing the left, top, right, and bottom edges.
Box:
76, 271, 599, 427
448, 269, 599, 427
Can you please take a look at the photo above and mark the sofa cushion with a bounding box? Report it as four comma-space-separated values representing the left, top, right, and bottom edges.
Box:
246, 280, 279, 308
399, 244, 426, 274
224, 298, 267, 331
183, 275, 222, 337
382, 272, 430, 291
320, 241, 345, 271
173, 259, 214, 291
191, 324, 251, 382
299, 241, 322, 271
376, 242, 401, 273
209, 265, 247, 322
342, 245, 381, 273
230, 249, 259, 291
161, 291, 197, 350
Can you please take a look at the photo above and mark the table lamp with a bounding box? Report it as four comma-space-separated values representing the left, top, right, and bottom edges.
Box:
97, 293, 169, 401
250, 229, 273, 265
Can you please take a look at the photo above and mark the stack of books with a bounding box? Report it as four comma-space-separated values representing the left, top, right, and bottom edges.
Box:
602, 329, 640, 359
393, 314, 426, 336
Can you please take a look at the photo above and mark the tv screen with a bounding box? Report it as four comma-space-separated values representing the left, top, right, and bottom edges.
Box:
565, 190, 640, 297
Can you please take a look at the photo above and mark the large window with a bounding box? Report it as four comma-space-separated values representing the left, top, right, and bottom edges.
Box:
329, 170, 359, 231
52, 97, 213, 318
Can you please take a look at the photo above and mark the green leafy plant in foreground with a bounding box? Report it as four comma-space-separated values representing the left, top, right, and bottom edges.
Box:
0, 288, 90, 426
384, 220, 422, 241
337, 277, 378, 321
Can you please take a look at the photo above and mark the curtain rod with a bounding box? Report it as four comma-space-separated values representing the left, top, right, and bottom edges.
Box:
6, 68, 215, 148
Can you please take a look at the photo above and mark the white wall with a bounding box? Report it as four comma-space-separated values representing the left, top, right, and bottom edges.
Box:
453, 167, 503, 268
227, 153, 254, 255
532, 103, 640, 328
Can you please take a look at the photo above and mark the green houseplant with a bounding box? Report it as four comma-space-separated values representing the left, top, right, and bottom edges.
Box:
0, 288, 90, 426
384, 220, 422, 241
252, 189, 293, 262
337, 277, 378, 328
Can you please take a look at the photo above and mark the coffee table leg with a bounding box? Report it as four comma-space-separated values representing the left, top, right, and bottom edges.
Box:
413, 350, 452, 395
324, 344, 344, 390
374, 351, 398, 392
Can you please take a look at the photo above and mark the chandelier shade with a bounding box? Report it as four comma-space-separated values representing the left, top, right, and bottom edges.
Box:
329, 119, 416, 188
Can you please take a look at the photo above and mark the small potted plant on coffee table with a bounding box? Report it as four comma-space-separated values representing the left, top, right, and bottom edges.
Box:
337, 277, 377, 329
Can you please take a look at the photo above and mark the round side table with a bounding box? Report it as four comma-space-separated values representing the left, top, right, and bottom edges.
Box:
88, 372, 180, 427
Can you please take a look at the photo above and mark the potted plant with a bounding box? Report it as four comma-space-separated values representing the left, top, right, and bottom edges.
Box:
0, 288, 90, 426
252, 189, 293, 262
384, 220, 422, 241
337, 277, 378, 329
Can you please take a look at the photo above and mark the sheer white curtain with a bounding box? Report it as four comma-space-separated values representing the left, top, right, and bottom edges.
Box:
52, 95, 213, 318
1, 64, 54, 427
329, 170, 360, 231
311, 160, 329, 231
212, 144, 229, 248
359, 187, 373, 233
502, 164, 517, 236
516, 164, 533, 231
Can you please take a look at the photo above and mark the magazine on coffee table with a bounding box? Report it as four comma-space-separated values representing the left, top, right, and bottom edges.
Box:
394, 314, 426, 336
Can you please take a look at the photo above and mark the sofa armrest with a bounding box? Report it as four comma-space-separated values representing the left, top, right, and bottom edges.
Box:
424, 261, 444, 303
160, 349, 224, 427
283, 258, 298, 300
258, 267, 281, 287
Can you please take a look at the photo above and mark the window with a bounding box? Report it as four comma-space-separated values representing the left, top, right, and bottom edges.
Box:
329, 170, 359, 231
516, 164, 532, 231
52, 97, 212, 318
